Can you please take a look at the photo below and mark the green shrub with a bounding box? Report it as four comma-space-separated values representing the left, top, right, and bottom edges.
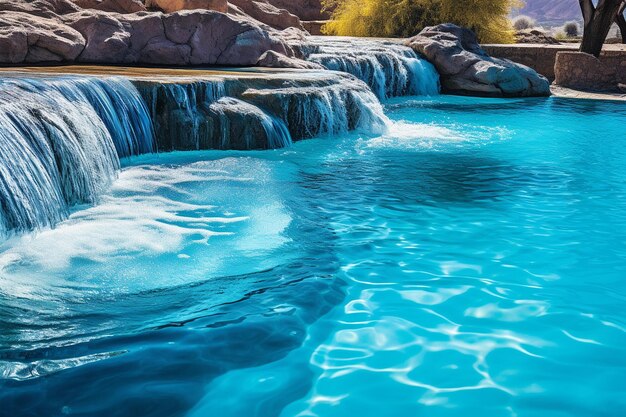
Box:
563, 21, 580, 37
322, 0, 521, 43
512, 15, 535, 31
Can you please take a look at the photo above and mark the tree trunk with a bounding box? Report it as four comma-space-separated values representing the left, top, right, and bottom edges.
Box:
579, 0, 624, 57
616, 2, 626, 43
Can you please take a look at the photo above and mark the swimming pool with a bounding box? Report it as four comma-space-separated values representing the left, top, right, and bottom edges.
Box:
1, 95, 625, 417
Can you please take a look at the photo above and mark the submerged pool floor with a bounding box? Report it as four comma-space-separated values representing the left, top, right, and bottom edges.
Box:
1, 96, 626, 417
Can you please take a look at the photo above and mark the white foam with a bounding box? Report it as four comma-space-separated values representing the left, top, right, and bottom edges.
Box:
360, 121, 511, 151
0, 157, 294, 297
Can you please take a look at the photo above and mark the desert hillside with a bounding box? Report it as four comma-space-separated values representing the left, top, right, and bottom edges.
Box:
515, 0, 580, 24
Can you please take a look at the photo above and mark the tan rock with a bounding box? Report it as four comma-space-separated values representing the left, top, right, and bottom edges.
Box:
146, 0, 228, 13
228, 0, 302, 30
72, 0, 146, 13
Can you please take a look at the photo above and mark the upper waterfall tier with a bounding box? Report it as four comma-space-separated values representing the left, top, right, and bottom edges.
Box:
302, 37, 441, 99
135, 71, 388, 152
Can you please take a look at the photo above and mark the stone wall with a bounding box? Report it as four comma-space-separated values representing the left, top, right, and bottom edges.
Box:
482, 44, 577, 80
302, 20, 327, 36
482, 44, 626, 87
554, 51, 626, 92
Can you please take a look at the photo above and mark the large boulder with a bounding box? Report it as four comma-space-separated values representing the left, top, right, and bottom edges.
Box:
72, 0, 147, 13
145, 0, 228, 13
406, 24, 551, 97
62, 9, 290, 64
228, 0, 303, 30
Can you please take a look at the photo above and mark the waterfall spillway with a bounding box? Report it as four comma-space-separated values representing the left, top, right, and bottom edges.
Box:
303, 37, 440, 99
0, 76, 155, 236
136, 72, 388, 151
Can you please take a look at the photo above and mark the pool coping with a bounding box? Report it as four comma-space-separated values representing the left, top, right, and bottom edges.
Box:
2, 65, 625, 103
550, 86, 626, 102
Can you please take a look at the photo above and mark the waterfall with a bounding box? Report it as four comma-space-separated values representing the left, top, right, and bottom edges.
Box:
136, 73, 388, 150
209, 98, 293, 149
136, 81, 227, 151
241, 77, 388, 139
240, 73, 389, 139
303, 37, 440, 99
0, 76, 154, 236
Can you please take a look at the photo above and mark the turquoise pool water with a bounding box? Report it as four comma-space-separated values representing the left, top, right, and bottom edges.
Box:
1, 96, 626, 417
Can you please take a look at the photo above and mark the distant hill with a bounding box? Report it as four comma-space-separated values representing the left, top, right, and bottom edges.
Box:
514, 0, 581, 25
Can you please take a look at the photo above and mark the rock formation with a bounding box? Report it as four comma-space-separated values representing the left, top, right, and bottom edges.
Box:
0, 0, 80, 18
515, 28, 560, 44
0, 0, 296, 65
406, 24, 551, 97
0, 1, 553, 99
74, 0, 146, 13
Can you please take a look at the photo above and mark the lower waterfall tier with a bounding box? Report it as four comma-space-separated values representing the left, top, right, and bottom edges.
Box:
0, 69, 388, 237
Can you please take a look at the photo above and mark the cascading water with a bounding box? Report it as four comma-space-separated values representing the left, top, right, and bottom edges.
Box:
4, 77, 155, 158
0, 62, 403, 237
0, 76, 155, 236
136, 80, 227, 151
240, 73, 389, 139
209, 98, 293, 149
136, 73, 389, 150
303, 36, 441, 99
136, 79, 294, 150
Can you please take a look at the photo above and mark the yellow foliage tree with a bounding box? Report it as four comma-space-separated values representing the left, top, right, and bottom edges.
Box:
322, 0, 522, 43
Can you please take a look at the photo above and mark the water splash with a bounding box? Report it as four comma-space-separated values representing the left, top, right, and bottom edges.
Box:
304, 37, 440, 99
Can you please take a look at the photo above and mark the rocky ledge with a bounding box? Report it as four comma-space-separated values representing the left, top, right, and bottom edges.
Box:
0, 0, 309, 66
407, 24, 551, 97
